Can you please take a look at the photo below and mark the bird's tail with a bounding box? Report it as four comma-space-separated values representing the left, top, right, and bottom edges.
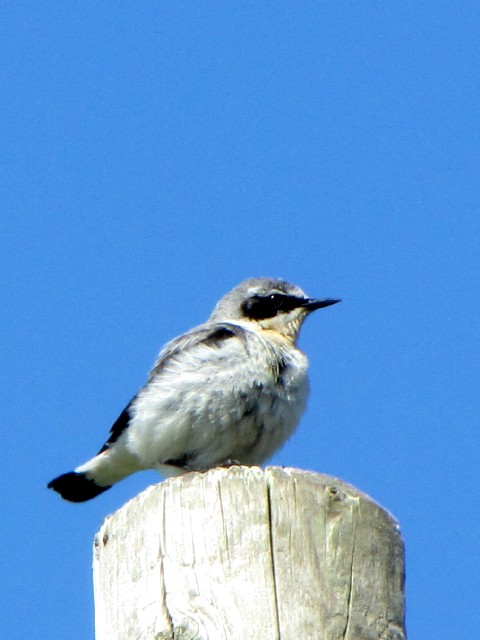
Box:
48, 444, 142, 502
47, 472, 110, 502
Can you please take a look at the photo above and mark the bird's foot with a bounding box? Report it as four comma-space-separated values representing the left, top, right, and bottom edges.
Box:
218, 458, 242, 468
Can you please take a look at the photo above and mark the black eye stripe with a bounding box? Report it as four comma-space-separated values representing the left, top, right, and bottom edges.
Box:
242, 293, 304, 320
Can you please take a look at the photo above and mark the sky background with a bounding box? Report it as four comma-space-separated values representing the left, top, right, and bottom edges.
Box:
2, 3, 479, 639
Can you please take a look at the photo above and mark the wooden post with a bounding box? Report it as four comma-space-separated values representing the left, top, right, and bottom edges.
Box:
93, 466, 406, 640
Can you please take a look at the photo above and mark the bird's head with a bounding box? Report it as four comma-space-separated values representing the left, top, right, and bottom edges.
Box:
209, 277, 340, 343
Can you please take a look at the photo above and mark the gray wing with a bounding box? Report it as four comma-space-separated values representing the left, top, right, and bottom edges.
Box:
124, 320, 287, 470
100, 323, 251, 453
149, 322, 249, 379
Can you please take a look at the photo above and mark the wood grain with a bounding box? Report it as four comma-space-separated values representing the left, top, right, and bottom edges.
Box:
94, 467, 406, 640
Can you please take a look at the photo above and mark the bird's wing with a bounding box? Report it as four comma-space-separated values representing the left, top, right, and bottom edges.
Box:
149, 321, 250, 379
99, 322, 256, 454
97, 402, 133, 454
125, 319, 287, 470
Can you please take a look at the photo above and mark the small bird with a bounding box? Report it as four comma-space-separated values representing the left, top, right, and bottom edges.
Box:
48, 278, 340, 502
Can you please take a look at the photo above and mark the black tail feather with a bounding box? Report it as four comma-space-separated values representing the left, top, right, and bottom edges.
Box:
47, 471, 111, 503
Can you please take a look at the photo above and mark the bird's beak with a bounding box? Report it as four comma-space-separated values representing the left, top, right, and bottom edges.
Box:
302, 298, 341, 311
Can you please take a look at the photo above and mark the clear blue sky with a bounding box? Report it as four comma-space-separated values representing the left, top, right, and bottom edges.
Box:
2, 3, 479, 638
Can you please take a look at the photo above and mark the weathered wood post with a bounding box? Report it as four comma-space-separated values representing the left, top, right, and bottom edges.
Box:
93, 466, 406, 640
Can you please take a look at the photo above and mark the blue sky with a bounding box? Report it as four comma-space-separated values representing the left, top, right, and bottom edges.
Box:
2, 3, 479, 638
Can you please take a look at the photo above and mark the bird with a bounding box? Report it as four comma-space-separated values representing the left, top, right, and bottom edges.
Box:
48, 277, 340, 502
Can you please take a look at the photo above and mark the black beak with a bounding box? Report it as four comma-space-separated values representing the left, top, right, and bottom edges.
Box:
302, 298, 341, 311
